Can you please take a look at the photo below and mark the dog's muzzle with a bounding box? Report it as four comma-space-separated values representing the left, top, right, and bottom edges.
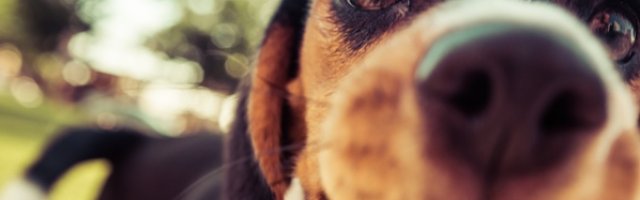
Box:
416, 24, 607, 172
320, 1, 639, 199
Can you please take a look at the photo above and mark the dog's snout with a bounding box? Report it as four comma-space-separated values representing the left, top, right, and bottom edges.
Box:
417, 24, 608, 173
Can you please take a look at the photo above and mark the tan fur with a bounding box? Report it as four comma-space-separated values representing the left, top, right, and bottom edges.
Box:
293, 1, 360, 198
601, 133, 640, 200
629, 79, 640, 108
318, 20, 482, 199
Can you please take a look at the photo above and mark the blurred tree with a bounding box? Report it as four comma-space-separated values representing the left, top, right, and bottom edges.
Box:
18, 0, 89, 52
0, 0, 89, 104
145, 0, 277, 93
1, 0, 278, 97
0, 0, 279, 130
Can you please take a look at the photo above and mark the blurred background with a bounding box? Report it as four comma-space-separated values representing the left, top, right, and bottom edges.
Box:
0, 0, 278, 199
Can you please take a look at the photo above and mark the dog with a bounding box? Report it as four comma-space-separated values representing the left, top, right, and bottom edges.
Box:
4, 0, 640, 199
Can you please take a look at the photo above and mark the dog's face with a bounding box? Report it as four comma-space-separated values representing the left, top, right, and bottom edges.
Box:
247, 0, 640, 199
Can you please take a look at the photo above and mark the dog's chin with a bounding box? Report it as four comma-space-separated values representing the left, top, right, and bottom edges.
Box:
317, 1, 640, 200
284, 178, 305, 200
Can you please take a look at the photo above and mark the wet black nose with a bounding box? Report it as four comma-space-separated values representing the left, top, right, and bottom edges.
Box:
416, 24, 608, 173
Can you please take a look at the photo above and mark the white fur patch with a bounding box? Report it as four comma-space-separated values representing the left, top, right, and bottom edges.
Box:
0, 179, 46, 200
218, 94, 239, 133
284, 178, 305, 200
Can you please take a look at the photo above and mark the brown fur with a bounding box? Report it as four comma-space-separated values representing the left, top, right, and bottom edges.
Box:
629, 79, 640, 109
249, 23, 299, 199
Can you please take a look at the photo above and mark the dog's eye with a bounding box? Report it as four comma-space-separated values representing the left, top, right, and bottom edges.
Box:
346, 0, 402, 10
589, 8, 637, 62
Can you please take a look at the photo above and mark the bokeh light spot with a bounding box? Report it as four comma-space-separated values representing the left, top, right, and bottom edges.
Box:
211, 23, 238, 49
10, 77, 43, 108
62, 61, 93, 86
96, 113, 118, 130
187, 0, 215, 16
0, 43, 22, 78
224, 53, 249, 78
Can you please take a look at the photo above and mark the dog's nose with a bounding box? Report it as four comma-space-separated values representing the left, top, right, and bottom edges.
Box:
416, 24, 608, 173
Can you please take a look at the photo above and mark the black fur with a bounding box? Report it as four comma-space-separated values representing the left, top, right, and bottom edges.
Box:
222, 81, 275, 200
330, 0, 439, 51
331, 0, 411, 50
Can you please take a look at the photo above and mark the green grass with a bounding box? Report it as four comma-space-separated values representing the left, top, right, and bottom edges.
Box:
0, 93, 108, 200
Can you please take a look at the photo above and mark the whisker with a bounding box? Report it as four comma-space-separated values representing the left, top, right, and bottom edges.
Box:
254, 75, 329, 107
207, 50, 254, 70
173, 139, 331, 200
264, 140, 333, 187
173, 156, 253, 200
119, 83, 200, 92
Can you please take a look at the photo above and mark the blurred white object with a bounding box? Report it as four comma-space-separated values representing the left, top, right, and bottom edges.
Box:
0, 179, 45, 200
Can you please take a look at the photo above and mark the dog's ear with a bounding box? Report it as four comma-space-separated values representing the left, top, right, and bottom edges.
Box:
247, 0, 309, 198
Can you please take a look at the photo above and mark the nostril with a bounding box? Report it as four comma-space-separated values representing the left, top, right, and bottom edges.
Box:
448, 70, 492, 119
538, 89, 606, 135
539, 91, 581, 134
414, 22, 612, 173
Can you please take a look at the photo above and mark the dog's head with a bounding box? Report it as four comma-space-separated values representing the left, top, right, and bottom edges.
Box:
247, 0, 640, 199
